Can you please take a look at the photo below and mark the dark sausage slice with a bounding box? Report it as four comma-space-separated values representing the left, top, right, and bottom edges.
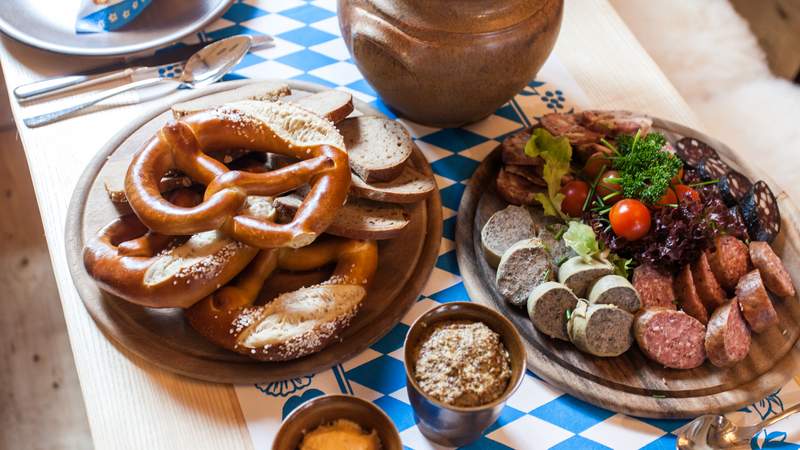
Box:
692, 252, 727, 311
736, 270, 778, 333
539, 113, 602, 146
675, 137, 718, 169
496, 168, 545, 206
633, 264, 677, 309
501, 129, 542, 166
704, 298, 751, 368
719, 170, 752, 206
707, 236, 750, 292
698, 156, 730, 182
741, 180, 781, 243
675, 264, 709, 324
634, 308, 707, 369
750, 241, 796, 297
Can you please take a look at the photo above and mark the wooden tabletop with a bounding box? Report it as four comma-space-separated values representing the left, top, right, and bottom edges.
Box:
0, 1, 710, 448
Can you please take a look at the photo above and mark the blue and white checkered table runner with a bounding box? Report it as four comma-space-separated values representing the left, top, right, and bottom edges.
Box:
176, 1, 800, 448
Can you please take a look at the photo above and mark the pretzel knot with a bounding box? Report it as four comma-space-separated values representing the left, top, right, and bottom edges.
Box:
185, 236, 378, 361
124, 101, 350, 249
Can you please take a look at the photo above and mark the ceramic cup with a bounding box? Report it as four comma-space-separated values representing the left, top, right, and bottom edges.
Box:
272, 394, 402, 450
338, 0, 563, 127
403, 302, 526, 447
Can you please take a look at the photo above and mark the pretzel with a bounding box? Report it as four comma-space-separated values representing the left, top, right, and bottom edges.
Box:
185, 236, 378, 361
83, 190, 277, 309
125, 100, 350, 249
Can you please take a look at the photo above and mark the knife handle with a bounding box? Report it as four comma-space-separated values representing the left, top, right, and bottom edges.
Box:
14, 68, 134, 102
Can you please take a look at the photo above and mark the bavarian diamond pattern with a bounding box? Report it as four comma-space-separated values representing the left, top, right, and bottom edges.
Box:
175, 1, 800, 448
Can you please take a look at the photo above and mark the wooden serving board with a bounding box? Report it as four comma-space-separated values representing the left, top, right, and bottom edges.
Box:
456, 118, 800, 418
64, 80, 442, 384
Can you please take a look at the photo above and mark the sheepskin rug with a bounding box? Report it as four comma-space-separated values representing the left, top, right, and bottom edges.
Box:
610, 0, 800, 197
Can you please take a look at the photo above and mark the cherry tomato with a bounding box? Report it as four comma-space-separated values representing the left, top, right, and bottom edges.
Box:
671, 167, 684, 186
583, 151, 611, 181
653, 187, 677, 209
596, 170, 622, 204
610, 199, 652, 241
559, 180, 590, 217
674, 184, 700, 203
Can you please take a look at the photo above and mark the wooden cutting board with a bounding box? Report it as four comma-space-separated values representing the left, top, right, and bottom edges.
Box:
64, 80, 442, 384
455, 118, 800, 418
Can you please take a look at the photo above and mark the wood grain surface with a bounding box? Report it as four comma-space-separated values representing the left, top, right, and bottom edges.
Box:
64, 81, 441, 383
455, 119, 800, 418
0, 1, 750, 448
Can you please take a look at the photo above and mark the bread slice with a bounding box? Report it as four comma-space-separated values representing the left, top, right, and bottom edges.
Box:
527, 281, 578, 340
496, 238, 554, 307
350, 164, 435, 204
274, 193, 409, 240
103, 156, 192, 203
480, 205, 536, 268
338, 116, 413, 182
171, 81, 291, 118
292, 90, 354, 124
567, 299, 633, 357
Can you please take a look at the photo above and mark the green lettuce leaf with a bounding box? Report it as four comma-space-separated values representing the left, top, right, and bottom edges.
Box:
523, 128, 572, 219
562, 221, 599, 260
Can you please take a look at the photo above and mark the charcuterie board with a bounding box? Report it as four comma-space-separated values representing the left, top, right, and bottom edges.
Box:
456, 117, 800, 418
65, 80, 442, 383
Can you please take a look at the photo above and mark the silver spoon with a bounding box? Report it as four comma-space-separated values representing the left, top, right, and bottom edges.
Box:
23, 35, 251, 128
677, 402, 800, 449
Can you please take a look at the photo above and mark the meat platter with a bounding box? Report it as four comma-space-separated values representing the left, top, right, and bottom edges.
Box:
455, 111, 800, 418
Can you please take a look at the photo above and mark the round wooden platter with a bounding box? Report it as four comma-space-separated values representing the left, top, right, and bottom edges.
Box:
65, 80, 442, 384
456, 117, 800, 418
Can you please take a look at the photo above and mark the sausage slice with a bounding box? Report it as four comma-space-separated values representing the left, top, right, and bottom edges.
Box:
634, 308, 707, 369
749, 241, 796, 297
704, 298, 751, 368
692, 252, 727, 311
736, 270, 778, 333
741, 180, 781, 243
707, 236, 750, 292
675, 137, 718, 169
633, 264, 676, 309
674, 264, 709, 324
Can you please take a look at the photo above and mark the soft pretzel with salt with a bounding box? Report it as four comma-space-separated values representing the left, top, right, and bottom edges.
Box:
185, 236, 378, 361
125, 100, 350, 249
83, 190, 276, 309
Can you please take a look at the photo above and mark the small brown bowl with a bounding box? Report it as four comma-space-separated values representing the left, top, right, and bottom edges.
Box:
404, 302, 526, 447
272, 394, 402, 450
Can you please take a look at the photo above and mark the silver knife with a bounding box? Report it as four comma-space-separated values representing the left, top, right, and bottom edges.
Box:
14, 34, 272, 102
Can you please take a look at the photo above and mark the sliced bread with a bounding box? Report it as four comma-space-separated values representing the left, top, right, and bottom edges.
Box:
496, 238, 554, 307
527, 281, 578, 340
103, 156, 191, 203
480, 205, 537, 268
274, 193, 409, 240
292, 90, 354, 124
171, 81, 291, 118
349, 163, 435, 204
338, 116, 413, 182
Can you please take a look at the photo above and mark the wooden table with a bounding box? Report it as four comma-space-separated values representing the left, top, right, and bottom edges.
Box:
0, 1, 716, 448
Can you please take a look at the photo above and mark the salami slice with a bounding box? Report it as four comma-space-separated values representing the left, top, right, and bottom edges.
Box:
740, 180, 781, 243
674, 264, 709, 324
718, 169, 752, 206
698, 156, 730, 182
736, 270, 778, 333
704, 298, 751, 368
749, 241, 796, 297
634, 308, 707, 369
707, 236, 750, 292
675, 137, 719, 169
632, 264, 677, 309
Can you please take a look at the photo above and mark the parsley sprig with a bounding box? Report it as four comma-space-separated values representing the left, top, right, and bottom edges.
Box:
605, 131, 681, 205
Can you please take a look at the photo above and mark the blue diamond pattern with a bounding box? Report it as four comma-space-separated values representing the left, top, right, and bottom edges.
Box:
529, 395, 615, 433
182, 4, 800, 449
345, 355, 406, 394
